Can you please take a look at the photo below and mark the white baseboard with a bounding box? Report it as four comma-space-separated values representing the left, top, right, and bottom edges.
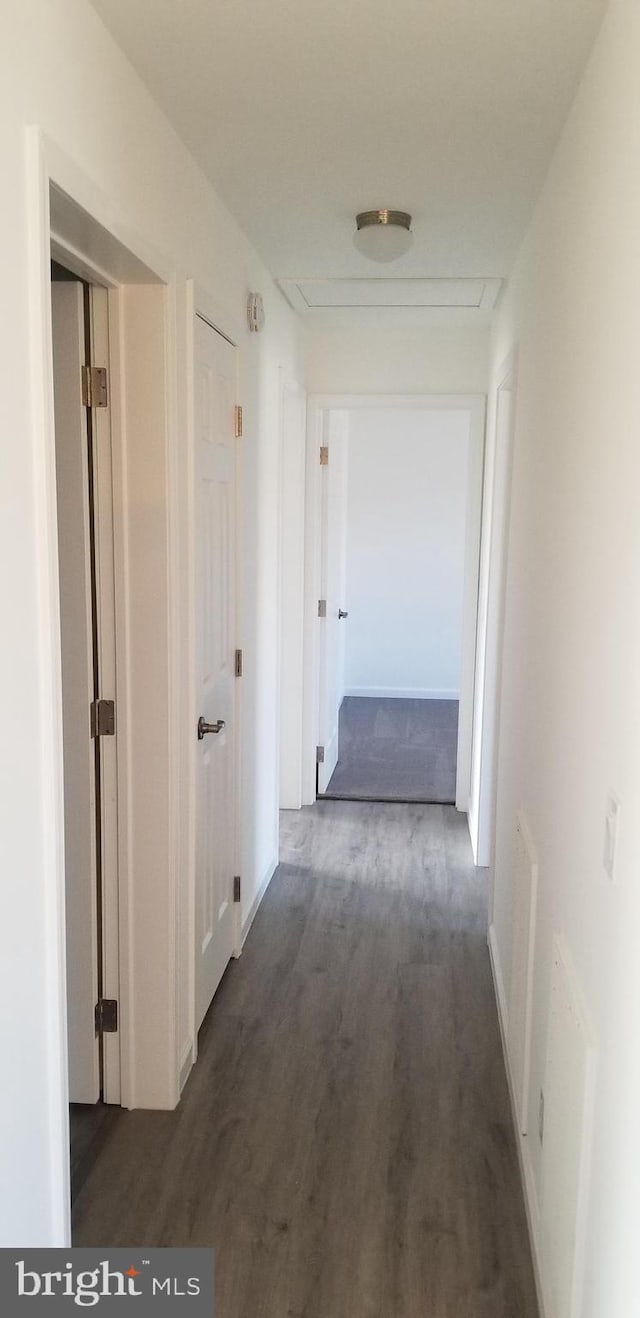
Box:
179, 1041, 195, 1096
489, 921, 508, 1036
488, 924, 549, 1318
240, 852, 278, 949
183, 856, 278, 1094
344, 686, 460, 701
467, 798, 480, 864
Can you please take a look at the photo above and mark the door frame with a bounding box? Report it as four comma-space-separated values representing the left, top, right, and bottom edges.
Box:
468, 350, 518, 871
27, 127, 203, 1241
51, 277, 121, 1105
315, 409, 349, 794
278, 371, 308, 811
87, 283, 121, 1105
301, 393, 486, 810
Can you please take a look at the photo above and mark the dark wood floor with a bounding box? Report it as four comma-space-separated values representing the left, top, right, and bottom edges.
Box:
70, 1102, 120, 1203
323, 697, 459, 803
73, 801, 538, 1318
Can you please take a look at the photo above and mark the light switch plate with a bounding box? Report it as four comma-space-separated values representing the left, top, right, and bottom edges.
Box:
603, 790, 621, 881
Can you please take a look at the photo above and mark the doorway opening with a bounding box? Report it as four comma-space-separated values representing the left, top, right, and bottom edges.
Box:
51, 260, 120, 1200
300, 395, 485, 811
33, 146, 193, 1240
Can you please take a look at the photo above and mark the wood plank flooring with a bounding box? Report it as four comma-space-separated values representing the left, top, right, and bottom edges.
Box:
73, 801, 538, 1318
69, 1103, 120, 1203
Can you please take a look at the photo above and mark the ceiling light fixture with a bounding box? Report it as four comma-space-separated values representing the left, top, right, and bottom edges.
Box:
353, 210, 413, 263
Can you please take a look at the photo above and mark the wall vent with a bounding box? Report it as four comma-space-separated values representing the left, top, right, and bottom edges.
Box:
508, 808, 538, 1134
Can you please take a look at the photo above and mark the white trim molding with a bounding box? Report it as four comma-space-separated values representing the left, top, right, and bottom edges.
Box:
344, 687, 460, 701
469, 349, 518, 867
308, 392, 485, 412
240, 855, 279, 949
278, 370, 308, 811
26, 124, 72, 1248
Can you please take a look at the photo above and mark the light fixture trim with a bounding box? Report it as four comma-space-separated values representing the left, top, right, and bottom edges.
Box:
355, 209, 412, 233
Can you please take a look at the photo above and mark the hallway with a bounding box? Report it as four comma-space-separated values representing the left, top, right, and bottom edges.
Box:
73, 802, 538, 1317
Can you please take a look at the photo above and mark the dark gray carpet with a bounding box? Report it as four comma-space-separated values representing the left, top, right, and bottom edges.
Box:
323, 696, 458, 803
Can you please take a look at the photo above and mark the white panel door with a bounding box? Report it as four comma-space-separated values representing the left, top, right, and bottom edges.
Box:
318, 411, 349, 793
195, 316, 237, 1031
52, 282, 100, 1105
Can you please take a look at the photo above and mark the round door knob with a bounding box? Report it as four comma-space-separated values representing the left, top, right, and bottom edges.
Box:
197, 716, 226, 740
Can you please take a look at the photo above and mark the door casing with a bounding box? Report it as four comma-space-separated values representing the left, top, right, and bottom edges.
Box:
469, 351, 518, 872
28, 128, 241, 1241
316, 410, 349, 794
278, 372, 307, 811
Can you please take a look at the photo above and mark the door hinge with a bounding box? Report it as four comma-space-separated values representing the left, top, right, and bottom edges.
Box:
233, 875, 241, 903
95, 998, 118, 1034
234, 404, 243, 438
235, 648, 243, 677
81, 365, 108, 409
316, 745, 325, 764
320, 445, 329, 466
90, 699, 115, 738
318, 599, 327, 618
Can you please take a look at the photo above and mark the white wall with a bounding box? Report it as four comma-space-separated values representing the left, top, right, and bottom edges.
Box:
344, 409, 469, 699
305, 323, 490, 395
0, 0, 302, 1246
488, 4, 640, 1315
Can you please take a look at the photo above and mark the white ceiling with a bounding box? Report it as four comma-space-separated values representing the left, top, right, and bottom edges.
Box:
90, 0, 606, 316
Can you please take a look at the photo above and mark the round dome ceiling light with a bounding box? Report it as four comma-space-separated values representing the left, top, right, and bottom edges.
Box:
353, 210, 413, 263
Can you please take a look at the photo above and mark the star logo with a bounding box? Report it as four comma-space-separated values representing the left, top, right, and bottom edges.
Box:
126, 1266, 141, 1278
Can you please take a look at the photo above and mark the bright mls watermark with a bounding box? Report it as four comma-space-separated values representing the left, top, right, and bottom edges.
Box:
0, 1249, 214, 1314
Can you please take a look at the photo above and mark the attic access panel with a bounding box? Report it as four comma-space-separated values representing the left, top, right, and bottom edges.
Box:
278, 277, 501, 313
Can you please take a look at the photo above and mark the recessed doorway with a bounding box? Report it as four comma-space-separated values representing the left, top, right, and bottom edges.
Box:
35, 148, 195, 1241
302, 395, 485, 810
50, 260, 120, 1198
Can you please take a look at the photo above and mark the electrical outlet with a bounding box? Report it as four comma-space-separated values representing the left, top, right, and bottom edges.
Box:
603, 790, 621, 881
538, 1089, 545, 1144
